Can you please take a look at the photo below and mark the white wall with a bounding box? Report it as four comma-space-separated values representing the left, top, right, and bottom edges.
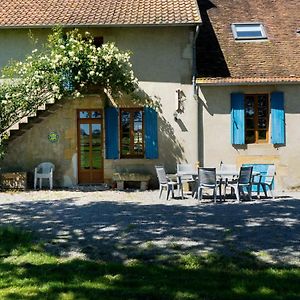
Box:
199, 84, 300, 191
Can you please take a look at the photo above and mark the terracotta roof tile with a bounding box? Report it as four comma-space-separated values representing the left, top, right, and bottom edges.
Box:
0, 0, 201, 27
196, 0, 300, 81
197, 77, 300, 85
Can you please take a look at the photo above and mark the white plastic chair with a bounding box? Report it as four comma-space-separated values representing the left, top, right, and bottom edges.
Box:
155, 165, 182, 200
176, 163, 196, 183
34, 162, 55, 190
177, 163, 196, 195
219, 163, 238, 179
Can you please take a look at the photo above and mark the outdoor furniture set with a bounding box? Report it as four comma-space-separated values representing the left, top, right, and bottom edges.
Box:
0, 160, 276, 197
155, 163, 276, 202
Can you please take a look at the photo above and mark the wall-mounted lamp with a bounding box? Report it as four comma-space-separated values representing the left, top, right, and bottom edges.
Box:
173, 111, 179, 121
174, 89, 186, 120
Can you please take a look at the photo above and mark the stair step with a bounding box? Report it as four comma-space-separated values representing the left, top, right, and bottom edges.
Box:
28, 116, 44, 124
7, 98, 62, 141
8, 129, 27, 137
37, 103, 47, 111
19, 122, 35, 130
9, 123, 19, 131
20, 116, 29, 123
47, 103, 63, 111
9, 117, 26, 130
46, 98, 56, 104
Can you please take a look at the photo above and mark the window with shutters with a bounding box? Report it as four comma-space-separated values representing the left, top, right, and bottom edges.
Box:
120, 108, 144, 158
245, 94, 269, 144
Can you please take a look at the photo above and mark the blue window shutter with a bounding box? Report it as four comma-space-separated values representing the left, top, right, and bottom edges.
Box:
231, 93, 245, 145
271, 92, 285, 145
144, 107, 158, 159
105, 107, 119, 159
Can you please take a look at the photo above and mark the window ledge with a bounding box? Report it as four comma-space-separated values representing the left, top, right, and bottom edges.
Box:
234, 38, 269, 43
242, 143, 279, 156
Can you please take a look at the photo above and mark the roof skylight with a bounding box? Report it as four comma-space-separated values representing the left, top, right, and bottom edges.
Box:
231, 23, 267, 40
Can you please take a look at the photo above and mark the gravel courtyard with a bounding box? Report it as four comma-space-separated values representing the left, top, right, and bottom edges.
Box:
0, 189, 299, 266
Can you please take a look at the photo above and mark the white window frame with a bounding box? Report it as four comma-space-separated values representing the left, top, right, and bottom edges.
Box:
231, 23, 267, 40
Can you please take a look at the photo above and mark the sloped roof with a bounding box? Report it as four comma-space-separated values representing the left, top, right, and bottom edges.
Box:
197, 77, 300, 85
196, 0, 300, 84
0, 0, 201, 27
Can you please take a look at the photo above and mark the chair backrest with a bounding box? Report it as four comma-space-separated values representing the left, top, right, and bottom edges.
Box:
36, 162, 55, 174
177, 163, 194, 173
265, 165, 276, 185
220, 163, 237, 172
155, 165, 168, 184
177, 163, 195, 181
198, 168, 216, 186
238, 166, 253, 184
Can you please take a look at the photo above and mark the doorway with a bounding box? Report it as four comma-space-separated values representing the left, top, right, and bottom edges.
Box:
77, 110, 103, 184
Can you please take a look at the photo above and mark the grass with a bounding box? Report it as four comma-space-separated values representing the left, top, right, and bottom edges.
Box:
0, 226, 299, 300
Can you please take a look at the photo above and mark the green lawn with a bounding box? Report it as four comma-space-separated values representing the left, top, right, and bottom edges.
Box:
0, 226, 299, 300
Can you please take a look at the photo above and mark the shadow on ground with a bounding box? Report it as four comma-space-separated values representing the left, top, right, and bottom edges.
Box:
0, 196, 299, 265
0, 225, 300, 300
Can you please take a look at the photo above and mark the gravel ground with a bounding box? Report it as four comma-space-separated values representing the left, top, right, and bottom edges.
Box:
0, 188, 299, 266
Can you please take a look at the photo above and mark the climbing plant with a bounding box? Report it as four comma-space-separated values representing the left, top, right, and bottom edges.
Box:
0, 28, 137, 158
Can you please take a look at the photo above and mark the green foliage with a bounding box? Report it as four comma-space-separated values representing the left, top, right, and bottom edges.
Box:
0, 226, 300, 299
0, 28, 137, 158
0, 134, 8, 159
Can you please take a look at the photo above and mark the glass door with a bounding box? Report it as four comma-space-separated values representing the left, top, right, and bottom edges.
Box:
77, 110, 103, 184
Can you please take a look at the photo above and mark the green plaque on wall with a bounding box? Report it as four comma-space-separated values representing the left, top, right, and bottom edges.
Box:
48, 131, 59, 143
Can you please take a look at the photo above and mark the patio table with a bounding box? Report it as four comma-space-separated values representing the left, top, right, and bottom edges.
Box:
176, 170, 259, 178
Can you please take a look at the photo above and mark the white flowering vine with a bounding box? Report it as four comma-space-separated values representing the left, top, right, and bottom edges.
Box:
0, 28, 138, 158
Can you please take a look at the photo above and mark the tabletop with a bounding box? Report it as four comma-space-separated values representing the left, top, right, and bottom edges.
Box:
177, 170, 260, 177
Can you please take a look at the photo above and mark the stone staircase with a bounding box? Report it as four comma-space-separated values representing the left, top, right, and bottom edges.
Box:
6, 99, 63, 141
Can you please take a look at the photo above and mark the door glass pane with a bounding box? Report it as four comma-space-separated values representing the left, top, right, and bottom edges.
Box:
258, 118, 267, 129
91, 111, 102, 119
134, 143, 143, 155
258, 130, 267, 140
133, 111, 143, 155
245, 130, 255, 144
121, 111, 131, 156
121, 134, 130, 156
92, 124, 102, 169
80, 124, 90, 169
134, 111, 142, 136
79, 111, 90, 119
121, 111, 130, 132
134, 111, 142, 123
246, 118, 254, 129
258, 107, 267, 118
258, 95, 268, 118
245, 97, 255, 117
